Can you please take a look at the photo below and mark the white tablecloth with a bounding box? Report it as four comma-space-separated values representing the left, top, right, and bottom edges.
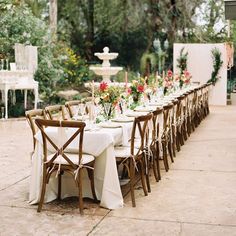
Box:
29, 122, 133, 209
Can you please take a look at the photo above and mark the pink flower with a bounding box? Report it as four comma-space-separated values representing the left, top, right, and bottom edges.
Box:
184, 70, 190, 78
99, 82, 108, 91
137, 84, 144, 93
127, 88, 132, 94
167, 70, 173, 78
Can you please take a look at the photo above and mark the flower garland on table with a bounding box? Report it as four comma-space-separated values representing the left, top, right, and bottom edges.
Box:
207, 48, 223, 86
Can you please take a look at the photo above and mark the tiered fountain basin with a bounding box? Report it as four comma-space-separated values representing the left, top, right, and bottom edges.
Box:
89, 47, 123, 83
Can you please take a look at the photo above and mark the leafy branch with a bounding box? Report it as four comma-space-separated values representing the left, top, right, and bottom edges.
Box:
177, 47, 188, 74
208, 48, 223, 85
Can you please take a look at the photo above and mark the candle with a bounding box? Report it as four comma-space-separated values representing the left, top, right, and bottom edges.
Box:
156, 71, 159, 84
125, 71, 128, 91
92, 80, 95, 102
162, 71, 165, 79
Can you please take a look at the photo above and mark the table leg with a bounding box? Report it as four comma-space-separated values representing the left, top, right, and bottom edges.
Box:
34, 87, 38, 109
4, 88, 8, 119
24, 89, 28, 109
1, 90, 4, 102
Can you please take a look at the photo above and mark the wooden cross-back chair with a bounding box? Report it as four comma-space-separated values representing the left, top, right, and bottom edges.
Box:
44, 105, 67, 120
161, 103, 174, 172
185, 90, 195, 136
170, 99, 179, 158
115, 113, 153, 207
150, 108, 163, 182
35, 119, 97, 214
25, 109, 47, 151
175, 95, 187, 151
65, 98, 92, 119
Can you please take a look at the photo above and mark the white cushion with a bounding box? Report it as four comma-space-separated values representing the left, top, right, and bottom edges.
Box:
114, 146, 140, 158
47, 153, 94, 165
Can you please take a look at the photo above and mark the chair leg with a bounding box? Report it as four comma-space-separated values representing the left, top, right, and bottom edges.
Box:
162, 143, 169, 172
145, 165, 151, 193
87, 168, 97, 202
129, 159, 136, 207
172, 132, 176, 157
78, 170, 84, 214
156, 143, 161, 180
168, 141, 174, 163
57, 172, 62, 200
139, 160, 148, 196
37, 166, 47, 212
152, 148, 159, 182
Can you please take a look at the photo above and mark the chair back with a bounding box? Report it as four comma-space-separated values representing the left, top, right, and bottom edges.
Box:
35, 119, 85, 169
25, 109, 46, 150
45, 105, 67, 120
65, 98, 93, 119
130, 113, 153, 156
151, 108, 163, 144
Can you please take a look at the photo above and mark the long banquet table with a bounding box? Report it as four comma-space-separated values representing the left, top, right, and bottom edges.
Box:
29, 84, 208, 210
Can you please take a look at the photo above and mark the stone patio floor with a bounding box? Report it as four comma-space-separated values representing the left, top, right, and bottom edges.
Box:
0, 106, 236, 236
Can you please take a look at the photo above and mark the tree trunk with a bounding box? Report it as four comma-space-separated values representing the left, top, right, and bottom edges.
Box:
85, 0, 94, 60
146, 0, 161, 51
49, 0, 58, 41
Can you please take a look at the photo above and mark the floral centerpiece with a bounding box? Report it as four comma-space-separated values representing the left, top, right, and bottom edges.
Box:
127, 77, 146, 108
176, 70, 191, 88
95, 82, 123, 120
163, 70, 174, 95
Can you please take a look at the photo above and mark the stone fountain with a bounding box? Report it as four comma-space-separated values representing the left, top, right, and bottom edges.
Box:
89, 47, 123, 83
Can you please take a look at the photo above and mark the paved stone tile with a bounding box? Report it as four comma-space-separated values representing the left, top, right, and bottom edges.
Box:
181, 223, 236, 236
0, 206, 103, 236
90, 216, 181, 236
0, 106, 236, 235
109, 170, 236, 226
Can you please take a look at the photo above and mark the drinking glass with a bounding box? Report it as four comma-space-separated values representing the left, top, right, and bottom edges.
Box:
103, 103, 112, 121
1, 107, 5, 119
79, 103, 86, 120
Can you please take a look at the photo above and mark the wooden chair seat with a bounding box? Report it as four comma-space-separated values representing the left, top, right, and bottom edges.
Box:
115, 146, 140, 158
47, 153, 94, 165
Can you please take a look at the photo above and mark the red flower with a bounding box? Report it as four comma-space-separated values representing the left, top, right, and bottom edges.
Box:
99, 82, 108, 91
167, 70, 173, 78
127, 87, 132, 94
137, 84, 144, 93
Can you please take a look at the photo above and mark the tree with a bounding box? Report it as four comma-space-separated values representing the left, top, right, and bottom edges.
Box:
49, 0, 58, 40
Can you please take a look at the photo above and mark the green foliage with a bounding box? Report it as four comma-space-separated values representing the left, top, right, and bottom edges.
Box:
140, 52, 157, 75
57, 47, 91, 89
207, 48, 223, 85
177, 47, 188, 74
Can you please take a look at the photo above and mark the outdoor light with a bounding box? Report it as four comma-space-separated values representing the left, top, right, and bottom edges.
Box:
164, 39, 169, 50
153, 38, 161, 52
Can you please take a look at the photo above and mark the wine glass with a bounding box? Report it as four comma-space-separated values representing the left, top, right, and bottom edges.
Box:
79, 103, 86, 120
1, 107, 5, 119
73, 105, 79, 119
103, 103, 112, 121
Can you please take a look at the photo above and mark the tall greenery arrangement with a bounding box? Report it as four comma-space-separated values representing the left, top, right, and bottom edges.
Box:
207, 48, 223, 85
177, 47, 188, 74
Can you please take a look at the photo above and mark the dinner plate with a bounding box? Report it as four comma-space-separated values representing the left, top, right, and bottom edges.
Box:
111, 117, 134, 123
72, 115, 89, 121
134, 106, 154, 112
125, 111, 148, 117
99, 122, 122, 128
